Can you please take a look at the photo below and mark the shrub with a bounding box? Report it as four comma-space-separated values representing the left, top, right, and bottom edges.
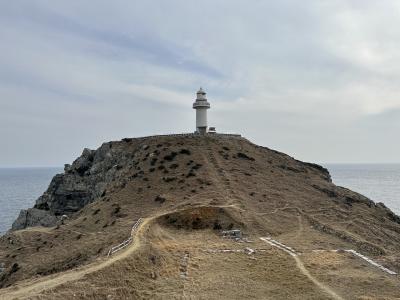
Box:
164, 152, 178, 161
180, 149, 191, 155
163, 176, 177, 182
155, 195, 166, 203
237, 152, 255, 161
186, 171, 196, 178
113, 206, 121, 214
191, 163, 202, 170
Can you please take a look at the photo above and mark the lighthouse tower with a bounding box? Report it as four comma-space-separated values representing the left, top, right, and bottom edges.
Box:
193, 87, 210, 134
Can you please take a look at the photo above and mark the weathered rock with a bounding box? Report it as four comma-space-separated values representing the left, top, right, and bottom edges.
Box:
33, 173, 92, 215
71, 148, 95, 176
11, 142, 136, 231
12, 208, 59, 230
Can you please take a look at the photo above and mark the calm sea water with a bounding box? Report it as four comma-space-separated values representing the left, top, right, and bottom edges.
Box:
0, 165, 399, 235
0, 168, 62, 235
325, 164, 400, 215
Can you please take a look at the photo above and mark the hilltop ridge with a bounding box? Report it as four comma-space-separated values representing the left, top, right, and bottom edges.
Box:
1, 134, 400, 299
11, 134, 244, 230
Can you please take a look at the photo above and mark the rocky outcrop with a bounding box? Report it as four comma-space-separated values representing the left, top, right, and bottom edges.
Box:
11, 141, 142, 230
377, 202, 400, 224
301, 161, 332, 182
11, 208, 59, 230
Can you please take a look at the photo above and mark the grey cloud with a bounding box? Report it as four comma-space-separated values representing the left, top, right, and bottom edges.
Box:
0, 2, 222, 79
0, 0, 399, 166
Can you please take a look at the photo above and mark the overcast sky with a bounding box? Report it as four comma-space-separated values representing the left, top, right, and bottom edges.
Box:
0, 1, 399, 167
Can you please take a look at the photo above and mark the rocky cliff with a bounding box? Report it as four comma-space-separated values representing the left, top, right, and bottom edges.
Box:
12, 140, 144, 230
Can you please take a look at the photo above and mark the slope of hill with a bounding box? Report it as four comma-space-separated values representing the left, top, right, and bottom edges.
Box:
0, 134, 399, 299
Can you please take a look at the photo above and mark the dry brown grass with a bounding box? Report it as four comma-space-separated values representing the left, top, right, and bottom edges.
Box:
1, 135, 400, 299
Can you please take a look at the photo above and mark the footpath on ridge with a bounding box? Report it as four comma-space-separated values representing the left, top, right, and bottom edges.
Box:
0, 218, 149, 300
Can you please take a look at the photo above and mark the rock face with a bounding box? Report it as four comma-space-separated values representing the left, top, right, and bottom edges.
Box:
12, 143, 137, 230
11, 209, 59, 231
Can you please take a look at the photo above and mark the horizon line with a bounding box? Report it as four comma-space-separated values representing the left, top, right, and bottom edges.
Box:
1, 162, 400, 169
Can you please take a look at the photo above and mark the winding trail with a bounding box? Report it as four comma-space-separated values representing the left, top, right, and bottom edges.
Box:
0, 218, 150, 300
260, 237, 344, 300
292, 255, 344, 300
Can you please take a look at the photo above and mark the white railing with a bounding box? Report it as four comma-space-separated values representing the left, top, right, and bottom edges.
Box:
264, 237, 398, 276
260, 237, 298, 257
130, 218, 142, 234
345, 249, 397, 275
107, 218, 143, 257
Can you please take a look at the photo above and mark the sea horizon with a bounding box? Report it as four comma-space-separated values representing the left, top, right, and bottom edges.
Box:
0, 164, 399, 235
2, 162, 400, 168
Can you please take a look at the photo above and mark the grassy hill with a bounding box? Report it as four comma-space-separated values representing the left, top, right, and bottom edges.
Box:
0, 134, 399, 299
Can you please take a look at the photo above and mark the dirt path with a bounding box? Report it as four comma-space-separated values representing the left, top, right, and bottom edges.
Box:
292, 255, 344, 300
0, 218, 150, 300
260, 237, 344, 300
203, 138, 236, 203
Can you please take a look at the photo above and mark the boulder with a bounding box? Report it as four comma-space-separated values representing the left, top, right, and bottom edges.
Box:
71, 148, 95, 176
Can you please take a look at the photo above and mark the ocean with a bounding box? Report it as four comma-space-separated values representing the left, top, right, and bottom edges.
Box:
0, 167, 62, 235
0, 165, 399, 235
325, 164, 400, 215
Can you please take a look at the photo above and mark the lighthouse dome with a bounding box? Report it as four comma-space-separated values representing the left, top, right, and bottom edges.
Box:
197, 87, 206, 95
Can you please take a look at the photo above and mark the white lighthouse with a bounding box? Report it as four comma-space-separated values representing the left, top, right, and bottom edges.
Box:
193, 87, 210, 134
